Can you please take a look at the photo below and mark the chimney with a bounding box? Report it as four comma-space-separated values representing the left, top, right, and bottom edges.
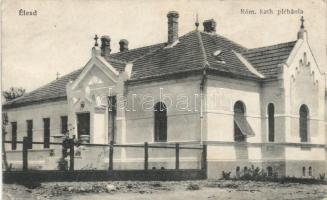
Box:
203, 19, 216, 33
167, 11, 179, 44
100, 35, 111, 57
119, 39, 129, 52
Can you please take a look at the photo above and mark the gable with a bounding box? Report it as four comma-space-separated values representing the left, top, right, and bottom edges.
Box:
286, 39, 324, 87
71, 56, 119, 91
75, 65, 117, 90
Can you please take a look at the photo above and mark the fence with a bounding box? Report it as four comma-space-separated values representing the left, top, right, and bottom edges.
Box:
4, 137, 207, 173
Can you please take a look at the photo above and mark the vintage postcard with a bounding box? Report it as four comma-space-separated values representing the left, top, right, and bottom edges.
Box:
1, 0, 327, 199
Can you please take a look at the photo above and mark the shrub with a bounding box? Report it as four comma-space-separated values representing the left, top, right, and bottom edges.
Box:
57, 158, 68, 171
186, 183, 200, 190
319, 173, 325, 180
222, 171, 231, 180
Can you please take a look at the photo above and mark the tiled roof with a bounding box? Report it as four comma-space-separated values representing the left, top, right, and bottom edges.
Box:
242, 41, 297, 78
3, 68, 83, 109
3, 31, 296, 109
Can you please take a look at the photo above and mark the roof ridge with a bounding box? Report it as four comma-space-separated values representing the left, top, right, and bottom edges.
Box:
106, 57, 128, 64
109, 42, 164, 57
196, 31, 210, 68
245, 40, 297, 52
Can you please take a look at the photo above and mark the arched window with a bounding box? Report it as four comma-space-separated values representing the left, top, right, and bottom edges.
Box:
236, 166, 240, 178
234, 101, 255, 141
268, 103, 275, 142
299, 105, 309, 142
267, 166, 273, 177
154, 102, 167, 142
302, 166, 306, 176
308, 166, 312, 176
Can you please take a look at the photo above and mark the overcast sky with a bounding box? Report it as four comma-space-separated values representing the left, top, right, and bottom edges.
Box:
2, 0, 326, 92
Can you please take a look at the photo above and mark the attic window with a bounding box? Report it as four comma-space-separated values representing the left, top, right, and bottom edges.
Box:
213, 50, 225, 63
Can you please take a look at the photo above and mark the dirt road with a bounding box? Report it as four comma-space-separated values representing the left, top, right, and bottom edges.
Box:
3, 180, 327, 200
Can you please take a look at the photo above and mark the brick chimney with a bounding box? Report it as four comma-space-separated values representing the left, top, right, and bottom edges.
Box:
167, 11, 179, 44
203, 19, 216, 33
100, 35, 111, 57
119, 39, 129, 52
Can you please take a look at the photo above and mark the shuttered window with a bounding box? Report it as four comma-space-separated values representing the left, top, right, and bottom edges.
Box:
234, 101, 254, 142
11, 122, 17, 150
26, 120, 33, 149
43, 118, 50, 148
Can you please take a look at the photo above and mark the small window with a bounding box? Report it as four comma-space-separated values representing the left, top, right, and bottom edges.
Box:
308, 166, 312, 176
268, 103, 275, 142
244, 166, 248, 172
302, 166, 306, 176
11, 122, 17, 150
213, 50, 225, 63
154, 102, 167, 142
267, 166, 273, 176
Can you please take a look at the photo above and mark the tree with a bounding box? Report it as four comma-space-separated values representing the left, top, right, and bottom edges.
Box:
3, 87, 26, 102
2, 112, 9, 170
2, 87, 25, 170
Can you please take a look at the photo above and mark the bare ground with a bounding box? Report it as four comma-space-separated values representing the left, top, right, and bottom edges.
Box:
3, 180, 327, 200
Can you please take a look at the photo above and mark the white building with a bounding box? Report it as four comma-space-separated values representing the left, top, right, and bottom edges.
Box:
3, 12, 326, 179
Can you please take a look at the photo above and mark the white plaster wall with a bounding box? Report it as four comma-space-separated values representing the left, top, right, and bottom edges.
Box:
206, 76, 262, 143
3, 101, 69, 150
124, 75, 202, 144
261, 81, 286, 143
284, 39, 325, 145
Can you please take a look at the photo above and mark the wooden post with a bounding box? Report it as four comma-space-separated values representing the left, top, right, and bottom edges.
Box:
108, 141, 114, 170
175, 143, 179, 170
22, 137, 28, 171
69, 139, 74, 171
201, 144, 207, 174
144, 142, 148, 170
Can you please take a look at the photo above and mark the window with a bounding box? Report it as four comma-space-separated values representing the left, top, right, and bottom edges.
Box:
302, 166, 306, 176
268, 103, 275, 142
11, 122, 17, 150
309, 166, 312, 176
236, 166, 240, 172
77, 113, 90, 143
60, 116, 68, 134
108, 96, 117, 143
26, 120, 33, 149
233, 101, 254, 142
43, 118, 50, 148
267, 166, 273, 176
154, 102, 167, 142
299, 105, 309, 142
236, 166, 240, 178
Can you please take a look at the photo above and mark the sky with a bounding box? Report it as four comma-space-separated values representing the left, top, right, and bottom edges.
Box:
1, 0, 326, 92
